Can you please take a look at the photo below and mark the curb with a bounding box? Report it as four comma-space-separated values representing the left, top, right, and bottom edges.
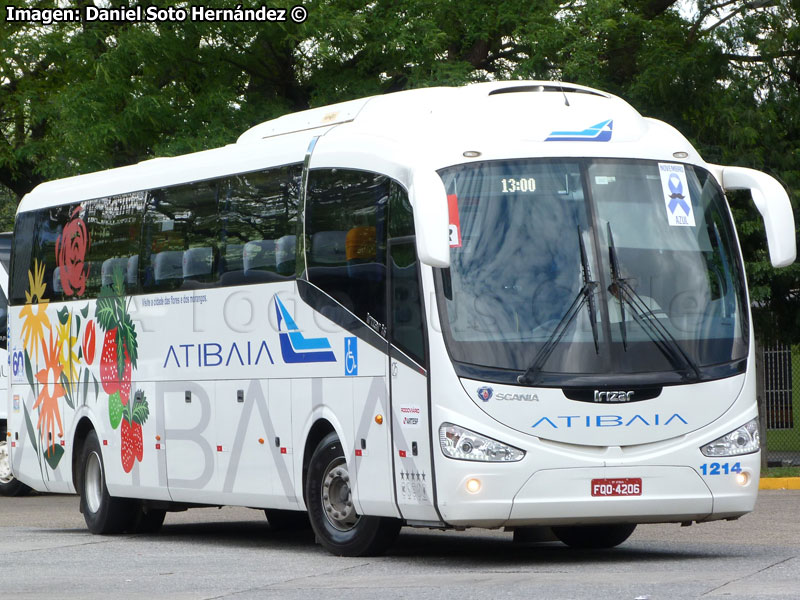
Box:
759, 477, 800, 490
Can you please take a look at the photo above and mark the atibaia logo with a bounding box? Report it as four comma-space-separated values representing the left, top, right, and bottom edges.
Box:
275, 295, 336, 363
545, 119, 613, 142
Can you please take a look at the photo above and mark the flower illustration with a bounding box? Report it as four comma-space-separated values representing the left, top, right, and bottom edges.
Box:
82, 319, 96, 365
20, 259, 51, 357
55, 205, 90, 296
56, 313, 81, 390
33, 330, 65, 454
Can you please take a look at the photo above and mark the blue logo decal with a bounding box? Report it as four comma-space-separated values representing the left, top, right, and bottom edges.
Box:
477, 386, 493, 402
545, 119, 613, 142
531, 413, 688, 428
344, 337, 358, 376
12, 350, 23, 377
275, 296, 336, 364
667, 173, 690, 216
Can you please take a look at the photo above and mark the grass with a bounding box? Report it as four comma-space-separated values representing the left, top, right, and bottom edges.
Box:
762, 466, 800, 478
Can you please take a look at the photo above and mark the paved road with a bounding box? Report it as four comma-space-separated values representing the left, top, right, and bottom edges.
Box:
2, 491, 800, 599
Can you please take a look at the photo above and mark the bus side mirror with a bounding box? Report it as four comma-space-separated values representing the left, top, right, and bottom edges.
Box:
721, 166, 796, 268
410, 170, 451, 268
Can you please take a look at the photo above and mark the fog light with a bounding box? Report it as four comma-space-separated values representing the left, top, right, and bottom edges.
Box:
466, 478, 481, 494
736, 472, 749, 486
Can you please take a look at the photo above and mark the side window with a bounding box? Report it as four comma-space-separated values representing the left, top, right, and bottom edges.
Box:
141, 181, 219, 292
9, 211, 36, 305
23, 203, 90, 303
306, 169, 389, 332
219, 165, 301, 285
388, 184, 426, 364
84, 192, 146, 296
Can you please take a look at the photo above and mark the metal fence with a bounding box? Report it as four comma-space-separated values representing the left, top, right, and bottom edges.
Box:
761, 343, 800, 466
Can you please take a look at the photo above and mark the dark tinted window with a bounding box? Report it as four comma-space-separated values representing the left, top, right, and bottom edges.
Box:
12, 195, 144, 303
141, 181, 219, 292
219, 165, 301, 285
16, 203, 92, 303
11, 166, 303, 303
388, 185, 425, 364
84, 193, 146, 296
0, 284, 7, 349
10, 212, 35, 305
306, 169, 389, 331
0, 232, 11, 272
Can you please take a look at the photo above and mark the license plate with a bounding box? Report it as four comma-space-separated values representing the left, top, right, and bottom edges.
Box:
591, 478, 642, 497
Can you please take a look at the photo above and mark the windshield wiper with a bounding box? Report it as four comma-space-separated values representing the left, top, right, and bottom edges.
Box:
518, 227, 599, 386
606, 223, 701, 382
607, 222, 628, 350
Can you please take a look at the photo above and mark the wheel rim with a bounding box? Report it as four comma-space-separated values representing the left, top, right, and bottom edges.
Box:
0, 440, 13, 485
321, 457, 359, 531
84, 451, 104, 514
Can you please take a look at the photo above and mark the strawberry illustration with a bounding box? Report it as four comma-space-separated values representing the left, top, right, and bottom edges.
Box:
100, 328, 120, 395
120, 390, 149, 472
120, 418, 135, 473
108, 391, 123, 430
132, 422, 143, 462
119, 344, 132, 406
95, 267, 139, 431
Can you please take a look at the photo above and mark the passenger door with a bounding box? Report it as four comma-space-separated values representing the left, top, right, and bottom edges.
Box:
387, 187, 438, 522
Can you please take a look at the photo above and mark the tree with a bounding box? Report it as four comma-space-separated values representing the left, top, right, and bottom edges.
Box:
1, 0, 797, 338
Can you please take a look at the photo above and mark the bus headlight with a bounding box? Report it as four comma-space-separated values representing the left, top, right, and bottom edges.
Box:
439, 423, 525, 462
700, 418, 760, 457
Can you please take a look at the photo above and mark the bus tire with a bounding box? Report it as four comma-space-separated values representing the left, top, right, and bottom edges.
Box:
79, 430, 132, 534
306, 432, 401, 556
552, 523, 637, 549
128, 504, 166, 534
0, 439, 32, 497
264, 508, 310, 531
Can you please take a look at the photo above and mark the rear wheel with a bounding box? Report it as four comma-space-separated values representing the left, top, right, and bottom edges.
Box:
80, 430, 132, 534
306, 432, 400, 556
0, 439, 32, 497
552, 523, 637, 549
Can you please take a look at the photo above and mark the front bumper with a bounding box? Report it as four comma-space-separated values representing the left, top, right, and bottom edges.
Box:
435, 457, 759, 528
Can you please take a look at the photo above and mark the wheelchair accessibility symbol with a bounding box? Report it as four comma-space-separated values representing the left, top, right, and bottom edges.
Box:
344, 337, 358, 376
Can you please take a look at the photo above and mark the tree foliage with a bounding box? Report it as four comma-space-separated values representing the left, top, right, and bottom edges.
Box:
1, 0, 798, 338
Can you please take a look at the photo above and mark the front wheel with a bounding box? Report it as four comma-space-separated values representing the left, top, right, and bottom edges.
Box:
79, 430, 132, 534
0, 440, 32, 497
306, 432, 400, 556
552, 523, 637, 549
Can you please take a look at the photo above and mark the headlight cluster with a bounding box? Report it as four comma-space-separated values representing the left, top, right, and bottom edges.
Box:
700, 418, 760, 457
439, 423, 525, 462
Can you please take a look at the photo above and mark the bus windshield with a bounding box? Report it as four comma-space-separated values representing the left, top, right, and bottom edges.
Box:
436, 158, 748, 386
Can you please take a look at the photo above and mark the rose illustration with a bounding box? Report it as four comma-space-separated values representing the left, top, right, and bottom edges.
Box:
55, 205, 90, 296
82, 319, 96, 365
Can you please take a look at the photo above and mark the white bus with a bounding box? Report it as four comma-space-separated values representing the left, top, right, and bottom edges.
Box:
0, 256, 29, 495
7, 81, 795, 555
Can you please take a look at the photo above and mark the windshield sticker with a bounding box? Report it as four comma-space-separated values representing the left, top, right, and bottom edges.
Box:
447, 194, 462, 247
659, 163, 695, 227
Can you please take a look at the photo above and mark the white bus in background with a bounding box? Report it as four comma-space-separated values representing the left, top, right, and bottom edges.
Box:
7, 81, 795, 555
0, 233, 29, 495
